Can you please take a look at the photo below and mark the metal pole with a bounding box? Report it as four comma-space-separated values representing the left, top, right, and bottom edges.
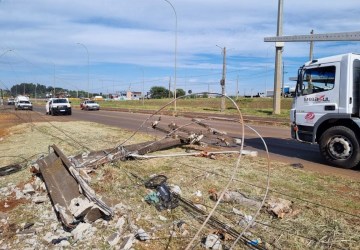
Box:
236, 74, 239, 100
163, 0, 177, 111
217, 45, 226, 112
273, 0, 284, 114
77, 43, 90, 98
53, 63, 56, 97
309, 29, 314, 61
282, 61, 285, 97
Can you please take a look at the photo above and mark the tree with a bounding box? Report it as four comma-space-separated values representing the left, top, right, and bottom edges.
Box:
176, 88, 185, 97
150, 86, 170, 99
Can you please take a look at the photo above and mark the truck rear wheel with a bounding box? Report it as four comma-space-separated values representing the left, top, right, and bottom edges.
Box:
319, 126, 360, 169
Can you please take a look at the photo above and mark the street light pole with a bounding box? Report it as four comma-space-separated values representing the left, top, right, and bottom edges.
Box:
77, 43, 90, 98
53, 63, 56, 97
141, 68, 145, 105
0, 49, 13, 103
163, 0, 177, 111
216, 45, 226, 112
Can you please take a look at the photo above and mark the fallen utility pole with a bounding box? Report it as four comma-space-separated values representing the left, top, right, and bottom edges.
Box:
36, 145, 113, 229
70, 138, 185, 168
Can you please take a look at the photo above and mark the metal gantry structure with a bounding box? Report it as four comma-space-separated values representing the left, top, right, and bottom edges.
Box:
266, 26, 360, 114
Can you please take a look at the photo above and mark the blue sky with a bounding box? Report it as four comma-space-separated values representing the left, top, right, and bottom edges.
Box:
0, 0, 360, 96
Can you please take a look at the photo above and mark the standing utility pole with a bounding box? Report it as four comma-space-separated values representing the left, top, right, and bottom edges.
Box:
77, 43, 90, 98
217, 46, 226, 112
273, 0, 284, 114
309, 29, 314, 61
168, 77, 171, 98
236, 74, 239, 100
53, 64, 56, 97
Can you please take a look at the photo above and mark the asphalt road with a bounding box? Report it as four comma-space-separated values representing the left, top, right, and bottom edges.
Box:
33, 105, 360, 179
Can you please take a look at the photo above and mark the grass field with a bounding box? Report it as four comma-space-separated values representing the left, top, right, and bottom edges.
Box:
66, 97, 293, 119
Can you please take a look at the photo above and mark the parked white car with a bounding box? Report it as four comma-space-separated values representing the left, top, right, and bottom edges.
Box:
46, 98, 72, 115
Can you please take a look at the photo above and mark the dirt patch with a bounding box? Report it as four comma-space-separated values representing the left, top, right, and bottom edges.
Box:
0, 193, 29, 213
0, 112, 23, 138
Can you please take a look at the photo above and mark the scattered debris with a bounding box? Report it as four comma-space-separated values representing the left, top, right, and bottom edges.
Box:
209, 189, 261, 208
0, 164, 23, 176
135, 228, 150, 241
144, 175, 179, 211
290, 163, 304, 169
203, 234, 222, 250
266, 197, 293, 218
107, 232, 120, 246
118, 233, 135, 250
22, 183, 35, 195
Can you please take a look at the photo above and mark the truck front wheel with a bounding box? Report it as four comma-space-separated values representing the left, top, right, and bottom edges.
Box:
319, 126, 360, 169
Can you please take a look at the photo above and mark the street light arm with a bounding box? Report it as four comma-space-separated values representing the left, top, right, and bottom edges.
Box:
0, 49, 13, 58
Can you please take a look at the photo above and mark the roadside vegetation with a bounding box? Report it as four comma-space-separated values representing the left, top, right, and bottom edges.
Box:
68, 97, 293, 119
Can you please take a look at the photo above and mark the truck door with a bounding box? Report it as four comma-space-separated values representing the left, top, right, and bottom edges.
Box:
293, 63, 340, 142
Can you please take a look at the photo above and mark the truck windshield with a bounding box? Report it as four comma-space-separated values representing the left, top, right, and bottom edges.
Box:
53, 99, 68, 103
299, 66, 335, 95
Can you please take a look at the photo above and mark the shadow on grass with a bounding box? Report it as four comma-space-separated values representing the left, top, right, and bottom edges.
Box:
203, 108, 220, 112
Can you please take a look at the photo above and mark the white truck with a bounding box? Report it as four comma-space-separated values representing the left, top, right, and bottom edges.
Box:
46, 98, 72, 115
14, 95, 33, 110
291, 53, 360, 169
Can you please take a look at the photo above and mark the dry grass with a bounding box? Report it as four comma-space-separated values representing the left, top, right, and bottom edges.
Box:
0, 112, 359, 249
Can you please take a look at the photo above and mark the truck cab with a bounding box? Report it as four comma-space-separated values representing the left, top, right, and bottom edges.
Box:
291, 53, 360, 168
14, 95, 33, 110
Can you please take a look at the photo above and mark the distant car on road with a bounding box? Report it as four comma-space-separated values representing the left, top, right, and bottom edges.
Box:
7, 98, 15, 105
80, 100, 100, 111
46, 98, 72, 115
14, 95, 32, 110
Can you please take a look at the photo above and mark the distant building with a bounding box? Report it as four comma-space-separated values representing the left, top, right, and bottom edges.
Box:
111, 91, 142, 100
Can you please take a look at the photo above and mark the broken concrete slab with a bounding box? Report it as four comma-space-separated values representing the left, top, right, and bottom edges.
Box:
118, 234, 135, 250
204, 234, 222, 250
107, 232, 120, 246
22, 183, 35, 195
84, 206, 103, 223
135, 228, 150, 241
266, 197, 293, 218
71, 222, 94, 241
32, 195, 48, 204
69, 197, 93, 218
